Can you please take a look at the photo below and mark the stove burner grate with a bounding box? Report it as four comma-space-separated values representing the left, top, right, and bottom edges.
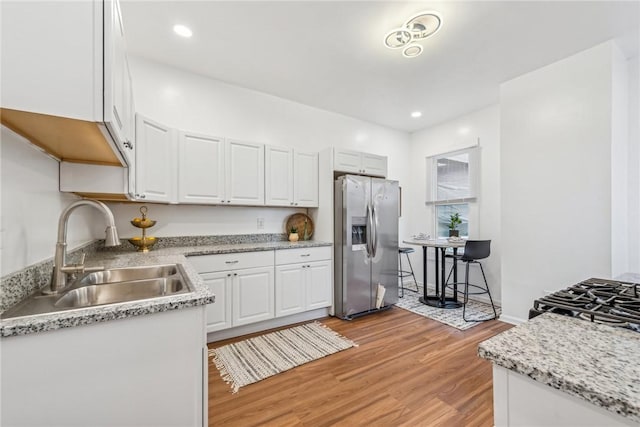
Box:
530, 278, 640, 332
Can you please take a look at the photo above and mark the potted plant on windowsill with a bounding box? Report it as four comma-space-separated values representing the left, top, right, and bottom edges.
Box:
448, 213, 462, 237
289, 226, 299, 242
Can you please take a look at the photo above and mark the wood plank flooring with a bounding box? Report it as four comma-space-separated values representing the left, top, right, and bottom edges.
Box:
208, 307, 512, 426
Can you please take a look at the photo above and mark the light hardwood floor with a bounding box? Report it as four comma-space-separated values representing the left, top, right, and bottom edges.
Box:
208, 307, 512, 426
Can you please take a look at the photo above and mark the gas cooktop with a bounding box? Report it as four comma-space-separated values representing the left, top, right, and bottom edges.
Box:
529, 277, 640, 332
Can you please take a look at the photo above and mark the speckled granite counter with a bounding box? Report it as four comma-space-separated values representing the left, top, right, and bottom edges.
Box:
1, 238, 331, 338
478, 313, 640, 423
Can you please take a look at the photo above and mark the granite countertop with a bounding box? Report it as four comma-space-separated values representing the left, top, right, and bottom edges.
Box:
478, 313, 640, 423
1, 239, 332, 338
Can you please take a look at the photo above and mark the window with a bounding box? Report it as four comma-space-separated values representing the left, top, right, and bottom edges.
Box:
436, 203, 469, 238
426, 146, 479, 238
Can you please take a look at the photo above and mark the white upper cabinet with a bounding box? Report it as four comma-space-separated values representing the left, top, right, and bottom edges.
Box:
178, 131, 225, 204
266, 146, 318, 207
294, 150, 319, 207
265, 146, 294, 206
226, 140, 265, 205
334, 148, 387, 177
1, 0, 135, 167
0, 1, 101, 121
135, 114, 177, 202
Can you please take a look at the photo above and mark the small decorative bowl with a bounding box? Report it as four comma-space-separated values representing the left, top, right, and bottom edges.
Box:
127, 236, 157, 253
130, 218, 157, 229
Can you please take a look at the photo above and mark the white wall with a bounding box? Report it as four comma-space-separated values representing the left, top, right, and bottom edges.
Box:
407, 105, 501, 303
611, 46, 630, 277
628, 56, 640, 274
112, 57, 411, 239
1, 127, 97, 276
500, 41, 624, 323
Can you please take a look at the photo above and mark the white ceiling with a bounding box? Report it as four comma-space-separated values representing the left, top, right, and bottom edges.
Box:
121, 1, 640, 133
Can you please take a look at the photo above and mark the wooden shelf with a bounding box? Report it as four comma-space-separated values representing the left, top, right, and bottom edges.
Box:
1, 108, 124, 166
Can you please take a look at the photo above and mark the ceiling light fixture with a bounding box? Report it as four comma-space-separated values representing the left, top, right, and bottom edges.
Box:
173, 24, 193, 38
411, 111, 422, 118
384, 11, 442, 58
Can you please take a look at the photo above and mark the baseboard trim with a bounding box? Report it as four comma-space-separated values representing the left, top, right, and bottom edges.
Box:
207, 308, 331, 343
497, 314, 525, 325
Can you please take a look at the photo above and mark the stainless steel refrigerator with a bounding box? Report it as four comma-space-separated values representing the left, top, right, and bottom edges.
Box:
334, 175, 399, 319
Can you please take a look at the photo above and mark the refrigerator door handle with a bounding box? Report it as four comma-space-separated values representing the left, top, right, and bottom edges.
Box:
366, 203, 373, 258
371, 203, 378, 258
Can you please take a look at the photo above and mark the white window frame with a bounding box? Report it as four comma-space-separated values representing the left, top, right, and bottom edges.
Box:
425, 146, 479, 205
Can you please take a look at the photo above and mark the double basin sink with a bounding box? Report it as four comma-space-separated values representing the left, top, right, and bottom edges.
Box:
1, 264, 193, 320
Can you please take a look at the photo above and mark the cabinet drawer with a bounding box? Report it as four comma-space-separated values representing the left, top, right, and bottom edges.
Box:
275, 246, 331, 265
188, 251, 274, 273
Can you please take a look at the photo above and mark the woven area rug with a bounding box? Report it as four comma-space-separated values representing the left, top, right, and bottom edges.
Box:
209, 321, 357, 393
396, 288, 501, 330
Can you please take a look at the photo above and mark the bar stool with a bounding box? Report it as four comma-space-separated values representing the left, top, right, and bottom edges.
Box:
398, 247, 418, 297
445, 240, 497, 321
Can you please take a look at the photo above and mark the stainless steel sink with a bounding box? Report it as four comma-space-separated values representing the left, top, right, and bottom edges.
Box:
79, 265, 179, 286
55, 278, 186, 308
1, 264, 193, 319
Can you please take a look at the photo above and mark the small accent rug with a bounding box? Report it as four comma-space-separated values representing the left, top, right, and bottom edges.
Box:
396, 288, 501, 331
209, 321, 357, 393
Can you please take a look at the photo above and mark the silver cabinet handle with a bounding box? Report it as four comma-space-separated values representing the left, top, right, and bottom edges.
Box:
123, 140, 133, 149
227, 273, 231, 277
233, 273, 238, 276
225, 260, 239, 264
301, 254, 311, 257
135, 193, 146, 199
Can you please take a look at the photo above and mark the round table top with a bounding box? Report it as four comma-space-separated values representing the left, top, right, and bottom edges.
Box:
402, 238, 466, 248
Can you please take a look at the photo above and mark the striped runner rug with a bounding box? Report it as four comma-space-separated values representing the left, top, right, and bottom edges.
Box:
209, 321, 357, 393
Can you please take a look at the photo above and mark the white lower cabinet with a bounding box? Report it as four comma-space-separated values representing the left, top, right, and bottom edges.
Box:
306, 261, 332, 310
275, 260, 331, 317
1, 307, 207, 426
232, 267, 274, 326
192, 247, 332, 334
275, 264, 306, 317
201, 271, 232, 332
191, 252, 275, 332
275, 247, 332, 318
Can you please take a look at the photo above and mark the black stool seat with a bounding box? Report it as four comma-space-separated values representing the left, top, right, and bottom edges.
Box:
399, 247, 415, 254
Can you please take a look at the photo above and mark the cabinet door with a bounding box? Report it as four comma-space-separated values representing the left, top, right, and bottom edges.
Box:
294, 150, 318, 207
362, 153, 387, 177
275, 264, 306, 317
306, 261, 332, 310
201, 271, 232, 332
232, 267, 274, 326
226, 140, 264, 205
334, 149, 362, 174
178, 131, 225, 204
265, 146, 293, 206
103, 0, 127, 146
135, 114, 176, 202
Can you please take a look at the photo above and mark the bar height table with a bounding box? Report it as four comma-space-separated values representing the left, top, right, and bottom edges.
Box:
402, 238, 467, 309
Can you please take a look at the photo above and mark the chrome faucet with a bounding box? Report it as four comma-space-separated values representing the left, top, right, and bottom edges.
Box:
49, 199, 120, 293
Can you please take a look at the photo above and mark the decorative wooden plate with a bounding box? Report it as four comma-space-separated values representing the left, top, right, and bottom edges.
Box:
285, 213, 314, 240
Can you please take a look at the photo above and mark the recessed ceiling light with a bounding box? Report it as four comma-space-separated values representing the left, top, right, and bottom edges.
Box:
173, 24, 193, 38
411, 111, 422, 118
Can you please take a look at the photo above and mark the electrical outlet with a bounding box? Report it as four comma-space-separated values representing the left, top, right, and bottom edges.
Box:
257, 217, 264, 229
